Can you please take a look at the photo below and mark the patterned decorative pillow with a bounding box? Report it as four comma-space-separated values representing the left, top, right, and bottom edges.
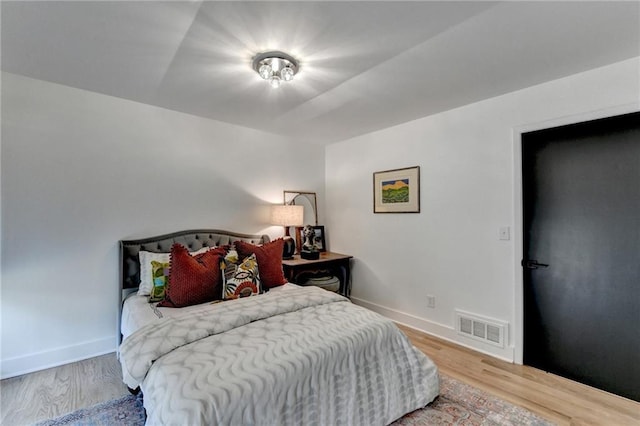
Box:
148, 260, 170, 302
138, 247, 211, 296
224, 248, 239, 264
235, 239, 286, 289
221, 249, 241, 285
222, 254, 262, 300
158, 244, 227, 308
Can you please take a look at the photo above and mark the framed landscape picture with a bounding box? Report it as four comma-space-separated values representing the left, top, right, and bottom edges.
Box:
373, 166, 420, 213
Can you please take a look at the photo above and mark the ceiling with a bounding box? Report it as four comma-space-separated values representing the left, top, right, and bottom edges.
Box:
2, 1, 639, 145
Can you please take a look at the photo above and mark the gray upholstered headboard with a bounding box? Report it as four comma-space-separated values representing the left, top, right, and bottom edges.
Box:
120, 229, 270, 297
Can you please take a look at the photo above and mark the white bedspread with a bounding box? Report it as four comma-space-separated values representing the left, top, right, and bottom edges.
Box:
120, 286, 439, 426
120, 283, 298, 340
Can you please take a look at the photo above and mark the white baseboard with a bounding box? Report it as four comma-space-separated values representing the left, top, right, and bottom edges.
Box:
1, 337, 116, 379
351, 297, 515, 363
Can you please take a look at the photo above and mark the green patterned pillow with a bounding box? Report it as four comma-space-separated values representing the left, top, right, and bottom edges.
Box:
149, 260, 170, 302
138, 247, 212, 296
222, 254, 261, 300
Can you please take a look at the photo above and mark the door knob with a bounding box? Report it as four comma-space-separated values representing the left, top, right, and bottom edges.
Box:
522, 259, 549, 269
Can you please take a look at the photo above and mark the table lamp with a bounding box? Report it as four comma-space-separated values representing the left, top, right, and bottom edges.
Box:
271, 204, 304, 259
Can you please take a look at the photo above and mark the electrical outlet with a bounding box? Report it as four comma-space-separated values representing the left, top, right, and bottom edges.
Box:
426, 295, 436, 309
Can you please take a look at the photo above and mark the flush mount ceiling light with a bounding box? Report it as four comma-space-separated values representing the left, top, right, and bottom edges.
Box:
252, 51, 299, 89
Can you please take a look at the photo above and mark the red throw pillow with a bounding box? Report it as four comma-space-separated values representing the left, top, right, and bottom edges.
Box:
158, 244, 226, 308
235, 239, 286, 289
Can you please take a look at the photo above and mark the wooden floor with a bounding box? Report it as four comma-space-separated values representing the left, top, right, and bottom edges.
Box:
0, 354, 129, 426
1, 326, 638, 425
398, 324, 640, 426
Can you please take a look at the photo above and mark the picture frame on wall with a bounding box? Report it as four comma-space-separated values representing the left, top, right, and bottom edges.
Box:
295, 225, 327, 253
373, 166, 420, 213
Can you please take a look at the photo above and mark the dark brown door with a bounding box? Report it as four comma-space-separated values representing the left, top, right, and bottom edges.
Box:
522, 111, 640, 402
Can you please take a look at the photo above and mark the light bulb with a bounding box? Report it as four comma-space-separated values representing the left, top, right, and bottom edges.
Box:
281, 66, 294, 82
269, 75, 281, 88
258, 63, 272, 80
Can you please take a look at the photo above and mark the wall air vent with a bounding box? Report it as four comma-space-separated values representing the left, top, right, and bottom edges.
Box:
455, 310, 507, 348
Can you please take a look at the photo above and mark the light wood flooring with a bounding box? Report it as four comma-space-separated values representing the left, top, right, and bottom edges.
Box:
398, 324, 639, 426
1, 354, 128, 425
1, 326, 638, 425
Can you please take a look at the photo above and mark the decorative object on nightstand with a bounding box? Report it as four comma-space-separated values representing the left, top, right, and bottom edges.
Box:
300, 251, 320, 260
270, 204, 304, 259
295, 225, 326, 254
300, 224, 320, 259
283, 190, 320, 254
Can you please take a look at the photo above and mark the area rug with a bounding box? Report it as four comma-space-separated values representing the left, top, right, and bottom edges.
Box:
393, 375, 552, 425
36, 374, 552, 426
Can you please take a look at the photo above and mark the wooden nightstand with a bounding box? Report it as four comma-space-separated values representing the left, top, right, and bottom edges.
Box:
282, 252, 353, 297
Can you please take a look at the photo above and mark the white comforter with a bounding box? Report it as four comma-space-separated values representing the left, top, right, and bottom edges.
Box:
120, 286, 439, 426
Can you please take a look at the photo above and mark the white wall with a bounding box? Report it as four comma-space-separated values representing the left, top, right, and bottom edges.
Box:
0, 72, 325, 378
2, 57, 638, 378
325, 58, 639, 361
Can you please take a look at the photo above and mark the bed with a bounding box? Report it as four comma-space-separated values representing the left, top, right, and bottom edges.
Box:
119, 229, 439, 425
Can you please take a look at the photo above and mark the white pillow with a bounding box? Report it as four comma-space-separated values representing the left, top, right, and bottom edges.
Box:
137, 246, 211, 296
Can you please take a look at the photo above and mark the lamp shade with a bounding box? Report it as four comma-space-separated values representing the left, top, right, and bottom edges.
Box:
270, 205, 304, 227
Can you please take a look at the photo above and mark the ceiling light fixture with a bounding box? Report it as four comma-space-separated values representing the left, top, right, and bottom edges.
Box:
252, 51, 299, 88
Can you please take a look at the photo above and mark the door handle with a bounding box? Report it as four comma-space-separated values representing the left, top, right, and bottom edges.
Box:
522, 259, 549, 269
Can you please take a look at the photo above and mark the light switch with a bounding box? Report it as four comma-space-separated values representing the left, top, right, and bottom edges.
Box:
499, 226, 510, 241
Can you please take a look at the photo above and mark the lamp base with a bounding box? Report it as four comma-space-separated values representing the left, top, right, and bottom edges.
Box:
282, 237, 295, 259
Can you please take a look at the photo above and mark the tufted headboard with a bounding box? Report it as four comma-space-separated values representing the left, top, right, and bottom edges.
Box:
120, 229, 270, 298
